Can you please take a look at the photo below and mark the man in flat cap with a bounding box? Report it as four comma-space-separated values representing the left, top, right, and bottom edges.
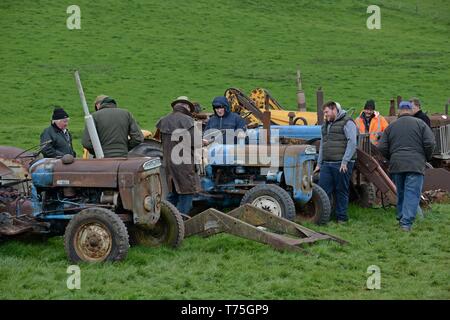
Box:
377, 101, 435, 232
82, 96, 144, 158
156, 96, 201, 216
40, 106, 76, 158
93, 94, 108, 111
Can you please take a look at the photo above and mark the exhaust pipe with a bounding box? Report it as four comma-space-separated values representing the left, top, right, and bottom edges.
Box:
74, 70, 104, 159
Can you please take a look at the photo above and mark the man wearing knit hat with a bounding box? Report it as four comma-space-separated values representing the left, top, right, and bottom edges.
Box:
40, 106, 76, 158
355, 99, 389, 146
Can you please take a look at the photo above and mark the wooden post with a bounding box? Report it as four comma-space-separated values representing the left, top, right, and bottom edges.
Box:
396, 95, 402, 107
316, 87, 324, 125
296, 69, 306, 112
389, 99, 396, 116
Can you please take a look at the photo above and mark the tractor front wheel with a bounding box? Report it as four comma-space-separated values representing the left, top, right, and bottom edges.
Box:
296, 183, 331, 225
240, 184, 296, 220
64, 207, 129, 263
129, 200, 184, 248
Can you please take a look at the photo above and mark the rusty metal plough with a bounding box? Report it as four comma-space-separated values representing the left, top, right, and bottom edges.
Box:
184, 204, 347, 251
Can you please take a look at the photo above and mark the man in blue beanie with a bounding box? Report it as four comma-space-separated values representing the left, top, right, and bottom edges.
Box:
377, 101, 435, 231
204, 96, 246, 144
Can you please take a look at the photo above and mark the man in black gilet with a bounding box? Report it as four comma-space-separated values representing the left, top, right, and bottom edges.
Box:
314, 101, 357, 224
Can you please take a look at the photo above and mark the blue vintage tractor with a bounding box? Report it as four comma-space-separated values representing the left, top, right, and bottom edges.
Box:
193, 133, 331, 224
132, 125, 331, 224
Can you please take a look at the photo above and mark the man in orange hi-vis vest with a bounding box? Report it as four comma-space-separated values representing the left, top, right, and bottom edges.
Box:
355, 99, 389, 145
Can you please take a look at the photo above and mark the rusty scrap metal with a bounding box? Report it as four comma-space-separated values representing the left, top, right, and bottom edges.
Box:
184, 204, 347, 252
422, 189, 450, 204
355, 148, 397, 203
423, 168, 450, 192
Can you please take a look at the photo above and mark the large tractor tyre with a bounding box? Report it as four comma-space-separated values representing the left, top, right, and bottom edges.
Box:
64, 207, 129, 263
296, 184, 331, 225
129, 200, 184, 248
128, 139, 163, 158
240, 184, 296, 221
354, 183, 377, 208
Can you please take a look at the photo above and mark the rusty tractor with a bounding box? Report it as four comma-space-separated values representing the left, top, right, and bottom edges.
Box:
0, 145, 184, 262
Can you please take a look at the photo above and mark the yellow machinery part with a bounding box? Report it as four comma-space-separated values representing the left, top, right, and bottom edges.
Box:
269, 110, 318, 126
226, 87, 318, 127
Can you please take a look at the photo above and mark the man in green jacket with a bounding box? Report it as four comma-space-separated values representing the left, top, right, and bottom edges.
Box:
82, 96, 144, 158
40, 106, 76, 158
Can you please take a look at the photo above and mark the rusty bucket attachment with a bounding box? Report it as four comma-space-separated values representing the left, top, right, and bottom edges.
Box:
184, 204, 347, 252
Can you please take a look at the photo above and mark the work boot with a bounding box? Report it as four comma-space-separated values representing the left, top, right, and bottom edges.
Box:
400, 225, 411, 232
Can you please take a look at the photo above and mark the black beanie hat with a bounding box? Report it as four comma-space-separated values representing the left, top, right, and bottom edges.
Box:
52, 107, 69, 120
364, 99, 376, 110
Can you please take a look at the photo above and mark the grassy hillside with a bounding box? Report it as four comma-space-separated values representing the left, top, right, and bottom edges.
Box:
0, 0, 449, 299
0, 0, 449, 154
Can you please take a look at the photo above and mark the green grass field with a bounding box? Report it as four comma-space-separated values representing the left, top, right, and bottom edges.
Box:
0, 0, 449, 299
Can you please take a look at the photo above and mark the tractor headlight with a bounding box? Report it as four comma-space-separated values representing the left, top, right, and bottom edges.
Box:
305, 145, 317, 155
143, 158, 161, 171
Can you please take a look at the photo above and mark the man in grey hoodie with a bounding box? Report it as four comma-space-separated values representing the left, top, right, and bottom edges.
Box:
314, 101, 357, 224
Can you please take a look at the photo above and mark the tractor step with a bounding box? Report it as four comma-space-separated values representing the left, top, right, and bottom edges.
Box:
184, 204, 347, 251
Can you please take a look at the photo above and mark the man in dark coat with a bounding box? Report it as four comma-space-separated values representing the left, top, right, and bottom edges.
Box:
40, 107, 76, 158
410, 97, 431, 128
82, 96, 144, 158
377, 101, 436, 232
204, 96, 246, 144
156, 96, 201, 215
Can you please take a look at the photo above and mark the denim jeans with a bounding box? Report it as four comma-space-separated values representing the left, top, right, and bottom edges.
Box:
391, 172, 424, 228
319, 161, 354, 222
166, 191, 194, 215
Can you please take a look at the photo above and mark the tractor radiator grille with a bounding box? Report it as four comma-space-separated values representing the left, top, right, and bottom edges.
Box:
433, 125, 450, 157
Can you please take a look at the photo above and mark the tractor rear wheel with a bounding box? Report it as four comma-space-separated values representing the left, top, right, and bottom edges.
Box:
240, 184, 296, 220
64, 207, 129, 263
129, 200, 184, 248
296, 184, 331, 225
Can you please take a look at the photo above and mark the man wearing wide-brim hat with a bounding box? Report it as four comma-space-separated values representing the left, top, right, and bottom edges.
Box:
40, 106, 76, 158
155, 96, 201, 215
